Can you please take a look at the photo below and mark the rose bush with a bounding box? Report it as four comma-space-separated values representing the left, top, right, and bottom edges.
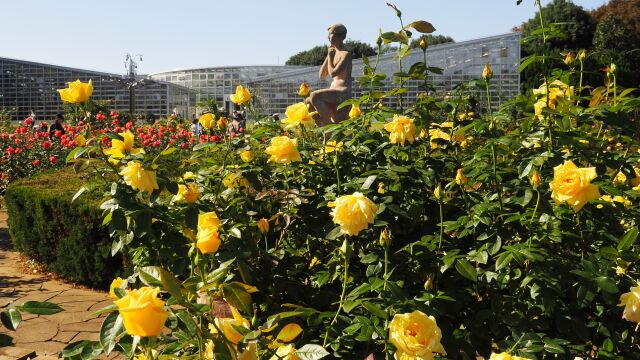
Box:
53, 3, 640, 359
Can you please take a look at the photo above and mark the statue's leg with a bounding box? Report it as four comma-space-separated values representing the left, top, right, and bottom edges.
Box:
309, 91, 334, 126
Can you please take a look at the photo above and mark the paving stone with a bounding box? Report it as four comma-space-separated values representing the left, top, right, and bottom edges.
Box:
60, 319, 103, 333
20, 340, 67, 355
10, 321, 58, 343
71, 331, 99, 342
0, 346, 36, 360
52, 330, 78, 343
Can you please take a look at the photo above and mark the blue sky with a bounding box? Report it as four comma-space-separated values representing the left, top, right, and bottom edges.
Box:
1, 0, 606, 74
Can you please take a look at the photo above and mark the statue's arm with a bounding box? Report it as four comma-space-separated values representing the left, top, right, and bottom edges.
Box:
319, 56, 329, 80
329, 52, 351, 78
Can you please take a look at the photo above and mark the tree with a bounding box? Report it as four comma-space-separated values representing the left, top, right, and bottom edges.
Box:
286, 40, 377, 66
592, 0, 640, 37
518, 0, 597, 91
592, 15, 640, 87
409, 34, 454, 49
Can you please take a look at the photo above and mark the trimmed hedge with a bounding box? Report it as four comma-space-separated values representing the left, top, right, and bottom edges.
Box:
5, 168, 125, 288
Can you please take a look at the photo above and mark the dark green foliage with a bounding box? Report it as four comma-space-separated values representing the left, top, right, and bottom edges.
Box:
593, 15, 640, 87
5, 168, 125, 288
286, 40, 377, 66
409, 34, 454, 48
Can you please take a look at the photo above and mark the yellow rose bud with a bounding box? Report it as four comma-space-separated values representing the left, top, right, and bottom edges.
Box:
197, 212, 221, 254
578, 49, 587, 61
57, 79, 93, 104
619, 286, 640, 323
257, 218, 269, 234
423, 274, 433, 290
240, 149, 253, 162
109, 277, 127, 300
329, 192, 378, 236
419, 37, 427, 50
119, 161, 159, 194
199, 113, 215, 129
378, 182, 385, 194
564, 51, 574, 65
482, 63, 493, 81
265, 136, 302, 164
419, 128, 427, 139
609, 63, 617, 75
389, 311, 446, 359
489, 352, 528, 360
174, 183, 200, 203
114, 287, 169, 337
384, 115, 416, 146
530, 170, 542, 187
348, 104, 362, 118
434, 183, 443, 201
217, 116, 227, 130
281, 102, 316, 130
230, 85, 252, 105
549, 160, 600, 212
455, 169, 469, 185
379, 228, 391, 248
297, 83, 310, 97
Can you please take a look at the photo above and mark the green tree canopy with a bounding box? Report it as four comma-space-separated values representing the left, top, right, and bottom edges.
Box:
285, 40, 377, 66
409, 34, 454, 49
592, 15, 640, 87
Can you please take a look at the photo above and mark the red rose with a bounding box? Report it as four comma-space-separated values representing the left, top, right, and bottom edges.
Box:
42, 141, 52, 149
33, 159, 40, 166
49, 156, 57, 164
54, 130, 62, 138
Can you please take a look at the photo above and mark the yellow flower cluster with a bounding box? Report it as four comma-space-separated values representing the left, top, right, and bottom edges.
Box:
389, 310, 446, 360
384, 115, 416, 146
598, 194, 632, 208
281, 102, 316, 130
58, 79, 93, 103
329, 192, 377, 236
114, 286, 168, 337
197, 212, 221, 254
533, 80, 574, 120
549, 160, 600, 212
104, 131, 145, 163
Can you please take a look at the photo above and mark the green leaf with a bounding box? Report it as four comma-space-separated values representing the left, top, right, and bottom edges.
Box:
139, 266, 183, 301
595, 276, 619, 294
618, 226, 638, 251
99, 312, 124, 354
19, 301, 63, 315
229, 228, 242, 239
71, 186, 87, 203
0, 308, 22, 330
221, 282, 252, 315
176, 310, 198, 336
455, 259, 477, 282
62, 340, 104, 359
91, 304, 118, 317
361, 175, 377, 190
362, 301, 387, 318
295, 344, 330, 360
409, 20, 436, 33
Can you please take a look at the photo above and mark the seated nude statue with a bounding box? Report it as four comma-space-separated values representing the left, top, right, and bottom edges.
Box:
306, 24, 352, 126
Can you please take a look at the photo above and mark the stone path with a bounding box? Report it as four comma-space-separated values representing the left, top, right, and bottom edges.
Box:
0, 211, 118, 359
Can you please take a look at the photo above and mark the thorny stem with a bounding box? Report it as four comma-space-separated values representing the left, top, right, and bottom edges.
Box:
323, 237, 350, 347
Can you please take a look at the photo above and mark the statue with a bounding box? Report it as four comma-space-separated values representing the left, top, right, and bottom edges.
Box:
307, 24, 352, 126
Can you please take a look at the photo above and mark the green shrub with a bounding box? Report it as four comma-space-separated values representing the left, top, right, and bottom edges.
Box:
5, 168, 125, 288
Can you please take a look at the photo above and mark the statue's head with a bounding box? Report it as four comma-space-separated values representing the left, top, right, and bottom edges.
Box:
328, 24, 347, 45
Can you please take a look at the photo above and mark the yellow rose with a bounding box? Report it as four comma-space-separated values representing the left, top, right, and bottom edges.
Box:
174, 183, 200, 203
429, 128, 450, 149
490, 352, 528, 360
349, 104, 362, 118
549, 160, 600, 212
257, 218, 269, 234
75, 134, 87, 147
104, 131, 145, 162
324, 140, 343, 154
281, 102, 316, 130
297, 83, 310, 97
114, 287, 168, 337
384, 115, 416, 146
210, 306, 251, 345
455, 169, 469, 185
389, 310, 446, 360
109, 277, 127, 300
270, 344, 299, 360
482, 63, 493, 81
378, 182, 385, 194
630, 168, 640, 187
620, 286, 640, 322
199, 113, 215, 129
419, 128, 427, 139
265, 136, 301, 164
217, 117, 227, 130
119, 161, 159, 194
230, 85, 252, 105
240, 149, 253, 162
578, 49, 587, 61
329, 192, 378, 236
57, 79, 93, 103
197, 212, 221, 254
